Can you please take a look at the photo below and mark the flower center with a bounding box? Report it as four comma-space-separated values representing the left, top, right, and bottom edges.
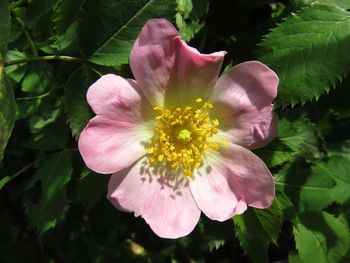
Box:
147, 98, 220, 177
177, 129, 192, 142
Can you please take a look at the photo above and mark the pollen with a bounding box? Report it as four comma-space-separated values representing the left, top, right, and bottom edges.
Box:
147, 98, 221, 177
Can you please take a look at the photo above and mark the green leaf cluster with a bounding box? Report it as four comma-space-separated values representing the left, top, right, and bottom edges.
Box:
259, 4, 350, 107
0, 0, 350, 262
233, 198, 283, 263
175, 0, 208, 42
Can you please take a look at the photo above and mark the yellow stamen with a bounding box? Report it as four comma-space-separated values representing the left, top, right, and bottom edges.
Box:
212, 118, 219, 126
146, 98, 223, 177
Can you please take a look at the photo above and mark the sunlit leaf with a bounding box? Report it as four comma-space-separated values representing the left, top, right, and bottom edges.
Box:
318, 155, 350, 204
294, 0, 350, 10
294, 211, 350, 263
175, 0, 208, 41
21, 65, 51, 94
29, 99, 62, 133
275, 161, 334, 212
259, 4, 350, 107
79, 0, 177, 67
275, 154, 350, 212
0, 176, 11, 190
4, 50, 28, 83
255, 117, 319, 167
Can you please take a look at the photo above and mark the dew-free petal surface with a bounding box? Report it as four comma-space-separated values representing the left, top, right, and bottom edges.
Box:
202, 143, 275, 209
190, 161, 245, 221
130, 19, 225, 107
211, 61, 279, 149
78, 116, 151, 174
108, 158, 201, 239
86, 74, 148, 122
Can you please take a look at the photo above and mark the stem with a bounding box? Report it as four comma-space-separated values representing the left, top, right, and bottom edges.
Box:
4, 55, 83, 67
87, 64, 103, 76
10, 160, 38, 180
14, 15, 38, 56
16, 91, 51, 101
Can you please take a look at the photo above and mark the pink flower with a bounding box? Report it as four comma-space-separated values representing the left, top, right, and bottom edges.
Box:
78, 19, 278, 239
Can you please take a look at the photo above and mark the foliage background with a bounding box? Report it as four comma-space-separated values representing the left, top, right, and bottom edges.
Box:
1, 0, 350, 262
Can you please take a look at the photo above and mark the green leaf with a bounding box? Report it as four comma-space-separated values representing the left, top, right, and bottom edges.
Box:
294, 0, 350, 10
255, 117, 319, 167
233, 198, 283, 263
317, 155, 350, 204
330, 138, 350, 160
255, 139, 297, 168
259, 4, 350, 107
288, 253, 302, 263
25, 0, 57, 29
0, 66, 16, 162
325, 155, 350, 183
25, 116, 69, 151
0, 1, 14, 161
43, 0, 86, 54
275, 161, 334, 212
234, 216, 268, 263
275, 154, 350, 212
76, 169, 109, 210
277, 192, 297, 220
79, 0, 177, 67
41, 22, 79, 54
63, 66, 99, 138
200, 218, 232, 253
29, 99, 62, 133
254, 198, 284, 245
53, 0, 87, 34
207, 240, 225, 253
25, 151, 73, 235
176, 0, 208, 41
294, 211, 350, 263
0, 0, 11, 59
5, 50, 28, 83
277, 118, 318, 154
22, 67, 50, 94
16, 99, 41, 120
0, 176, 11, 190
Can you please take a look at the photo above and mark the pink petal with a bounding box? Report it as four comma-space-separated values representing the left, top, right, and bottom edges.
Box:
211, 61, 279, 149
108, 158, 201, 238
171, 38, 226, 106
190, 163, 246, 221
86, 74, 149, 122
130, 18, 226, 106
222, 143, 275, 208
78, 116, 151, 174
191, 143, 274, 218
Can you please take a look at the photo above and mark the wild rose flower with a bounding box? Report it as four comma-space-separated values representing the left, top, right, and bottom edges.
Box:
78, 19, 278, 238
